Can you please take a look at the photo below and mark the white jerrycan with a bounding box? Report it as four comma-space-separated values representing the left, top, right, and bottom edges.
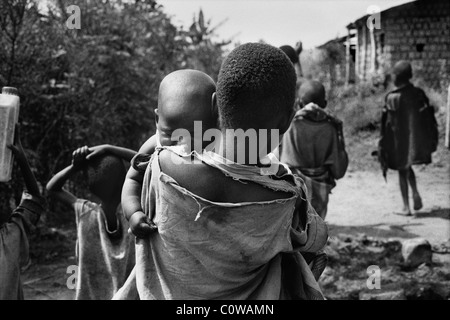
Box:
0, 87, 20, 182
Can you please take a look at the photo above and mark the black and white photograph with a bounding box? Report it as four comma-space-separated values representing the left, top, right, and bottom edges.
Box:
0, 0, 449, 306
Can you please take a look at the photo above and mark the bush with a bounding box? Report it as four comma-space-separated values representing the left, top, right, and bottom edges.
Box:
328, 83, 385, 134
0, 0, 226, 222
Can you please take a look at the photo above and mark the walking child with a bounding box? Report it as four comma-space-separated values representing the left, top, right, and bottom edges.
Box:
378, 60, 438, 216
281, 80, 348, 220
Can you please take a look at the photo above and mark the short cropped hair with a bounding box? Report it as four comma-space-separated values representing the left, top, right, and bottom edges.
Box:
279, 45, 299, 64
86, 154, 126, 201
392, 60, 413, 83
216, 43, 297, 130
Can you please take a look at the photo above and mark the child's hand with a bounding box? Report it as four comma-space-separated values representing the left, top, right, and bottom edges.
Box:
129, 211, 157, 238
72, 145, 90, 169
86, 144, 111, 160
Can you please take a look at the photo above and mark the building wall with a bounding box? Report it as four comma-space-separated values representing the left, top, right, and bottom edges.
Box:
354, 0, 450, 88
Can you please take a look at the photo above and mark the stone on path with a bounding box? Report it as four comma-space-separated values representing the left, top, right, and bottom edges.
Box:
401, 238, 432, 268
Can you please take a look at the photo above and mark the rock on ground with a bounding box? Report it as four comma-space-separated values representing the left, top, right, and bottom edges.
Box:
401, 238, 433, 268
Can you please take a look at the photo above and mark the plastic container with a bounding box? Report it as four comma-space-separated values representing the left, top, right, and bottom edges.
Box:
0, 87, 20, 182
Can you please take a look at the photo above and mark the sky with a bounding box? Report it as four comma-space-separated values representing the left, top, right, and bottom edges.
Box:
158, 0, 413, 49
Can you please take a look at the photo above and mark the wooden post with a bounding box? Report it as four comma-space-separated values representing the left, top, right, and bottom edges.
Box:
361, 26, 367, 81
355, 27, 359, 83
445, 84, 450, 149
369, 26, 377, 74
345, 28, 351, 86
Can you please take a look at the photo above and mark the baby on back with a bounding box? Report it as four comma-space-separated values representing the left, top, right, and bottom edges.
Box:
121, 69, 217, 237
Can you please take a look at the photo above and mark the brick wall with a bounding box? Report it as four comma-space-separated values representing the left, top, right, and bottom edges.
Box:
354, 0, 450, 88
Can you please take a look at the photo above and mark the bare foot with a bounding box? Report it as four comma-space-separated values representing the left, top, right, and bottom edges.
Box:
413, 194, 423, 211
394, 207, 412, 216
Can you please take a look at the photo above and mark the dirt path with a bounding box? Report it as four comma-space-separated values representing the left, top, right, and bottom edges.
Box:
21, 160, 450, 300
327, 165, 450, 247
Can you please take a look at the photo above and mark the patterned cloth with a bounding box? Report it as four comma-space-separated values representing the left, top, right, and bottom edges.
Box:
114, 147, 328, 300
0, 192, 45, 300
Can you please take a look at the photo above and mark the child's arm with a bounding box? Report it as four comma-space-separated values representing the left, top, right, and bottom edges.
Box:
86, 144, 137, 163
45, 146, 88, 207
122, 168, 145, 222
122, 135, 158, 237
4, 125, 46, 229
8, 126, 40, 197
122, 135, 157, 220
329, 127, 349, 180
46, 165, 79, 207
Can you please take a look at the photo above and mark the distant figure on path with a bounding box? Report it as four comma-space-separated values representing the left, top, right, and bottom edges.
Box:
279, 41, 304, 84
276, 41, 304, 158
378, 60, 438, 216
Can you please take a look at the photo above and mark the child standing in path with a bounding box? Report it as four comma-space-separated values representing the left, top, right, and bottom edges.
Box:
46, 144, 136, 300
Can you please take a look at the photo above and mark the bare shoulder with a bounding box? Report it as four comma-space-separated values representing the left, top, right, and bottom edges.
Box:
159, 149, 292, 203
158, 149, 223, 201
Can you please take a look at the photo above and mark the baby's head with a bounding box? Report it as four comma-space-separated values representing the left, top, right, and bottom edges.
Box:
86, 155, 126, 206
392, 60, 412, 87
155, 69, 217, 148
216, 43, 296, 133
298, 80, 327, 109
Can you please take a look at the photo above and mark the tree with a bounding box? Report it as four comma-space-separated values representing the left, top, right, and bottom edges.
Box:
182, 9, 231, 80
0, 0, 227, 219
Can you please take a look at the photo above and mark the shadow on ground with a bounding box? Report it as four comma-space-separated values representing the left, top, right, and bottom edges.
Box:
413, 208, 450, 220
327, 223, 421, 239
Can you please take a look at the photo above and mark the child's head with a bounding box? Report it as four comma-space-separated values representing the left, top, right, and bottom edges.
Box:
155, 69, 216, 147
279, 45, 299, 64
216, 42, 296, 132
392, 60, 412, 87
86, 154, 126, 206
298, 80, 327, 109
